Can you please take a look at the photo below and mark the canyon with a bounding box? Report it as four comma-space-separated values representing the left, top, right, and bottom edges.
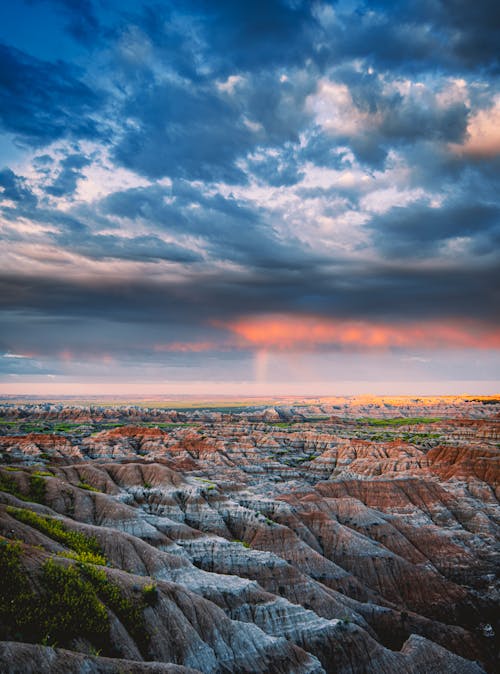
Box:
0, 396, 498, 673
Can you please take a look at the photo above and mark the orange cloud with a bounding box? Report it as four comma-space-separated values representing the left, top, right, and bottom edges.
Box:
224, 315, 500, 351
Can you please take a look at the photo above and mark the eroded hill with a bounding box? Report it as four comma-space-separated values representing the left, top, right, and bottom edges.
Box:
0, 397, 498, 673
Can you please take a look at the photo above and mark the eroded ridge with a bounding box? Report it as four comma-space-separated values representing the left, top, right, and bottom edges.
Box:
0, 396, 498, 673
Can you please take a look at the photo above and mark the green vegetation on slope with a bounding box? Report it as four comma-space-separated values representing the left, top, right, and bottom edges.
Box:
0, 470, 47, 504
80, 563, 151, 654
7, 506, 104, 559
0, 540, 108, 649
355, 416, 442, 427
76, 480, 101, 492
0, 537, 153, 655
0, 540, 38, 639
39, 559, 109, 648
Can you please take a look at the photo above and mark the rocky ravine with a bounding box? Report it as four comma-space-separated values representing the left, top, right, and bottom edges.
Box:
0, 399, 498, 673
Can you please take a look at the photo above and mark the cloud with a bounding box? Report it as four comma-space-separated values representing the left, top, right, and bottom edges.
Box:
113, 65, 315, 182
113, 79, 252, 182
367, 198, 500, 257
452, 96, 500, 157
154, 341, 228, 353
0, 167, 37, 207
306, 73, 470, 166
100, 180, 328, 270
0, 0, 499, 389
315, 0, 500, 73
45, 152, 91, 197
184, 0, 316, 73
0, 44, 104, 146
223, 314, 500, 351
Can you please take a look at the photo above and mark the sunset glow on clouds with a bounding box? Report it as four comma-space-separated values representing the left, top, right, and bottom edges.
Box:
456, 97, 500, 158
224, 316, 500, 351
0, 0, 499, 393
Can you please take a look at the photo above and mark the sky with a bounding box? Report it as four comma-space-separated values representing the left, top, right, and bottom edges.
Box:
0, 0, 499, 396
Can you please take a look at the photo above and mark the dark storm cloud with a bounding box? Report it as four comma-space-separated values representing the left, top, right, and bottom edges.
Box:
1, 256, 498, 331
367, 0, 500, 72
308, 1, 500, 76
0, 44, 104, 146
0, 352, 59, 376
368, 199, 500, 257
0, 257, 498, 367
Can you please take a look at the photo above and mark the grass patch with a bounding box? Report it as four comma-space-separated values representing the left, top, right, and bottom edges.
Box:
56, 550, 107, 565
39, 558, 109, 648
356, 416, 442, 427
0, 539, 38, 640
0, 541, 108, 649
304, 415, 330, 421
28, 475, 47, 504
51, 424, 80, 433
0, 471, 46, 503
77, 480, 100, 492
0, 538, 153, 655
194, 477, 216, 490
295, 454, 319, 463
80, 563, 150, 654
142, 582, 158, 606
0, 471, 23, 499
233, 539, 250, 548
7, 507, 104, 559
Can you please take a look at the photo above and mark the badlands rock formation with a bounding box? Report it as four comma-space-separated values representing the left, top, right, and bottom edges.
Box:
0, 396, 498, 673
